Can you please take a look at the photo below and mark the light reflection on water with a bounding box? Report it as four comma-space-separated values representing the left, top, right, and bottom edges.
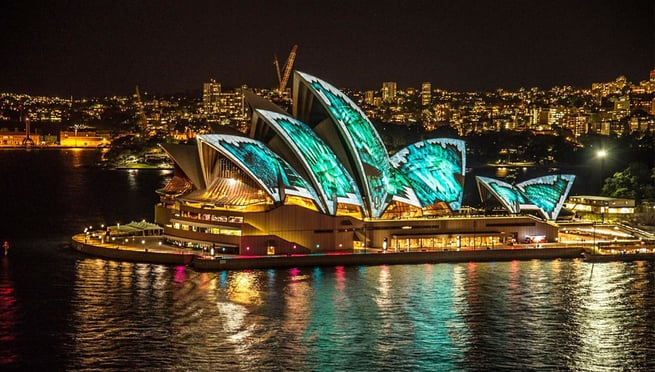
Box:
43, 260, 651, 370
1, 150, 652, 370
0, 258, 19, 366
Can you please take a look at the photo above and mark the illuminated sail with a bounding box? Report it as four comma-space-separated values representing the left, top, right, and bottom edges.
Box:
254, 109, 363, 215
295, 71, 394, 218
517, 174, 575, 220
199, 134, 322, 208
476, 174, 575, 220
391, 138, 466, 211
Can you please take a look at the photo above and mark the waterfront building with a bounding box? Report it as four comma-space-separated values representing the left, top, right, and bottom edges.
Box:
0, 130, 36, 146
155, 72, 572, 255
60, 129, 110, 147
565, 195, 635, 219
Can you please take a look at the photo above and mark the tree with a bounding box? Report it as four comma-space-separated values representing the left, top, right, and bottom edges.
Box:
601, 162, 655, 201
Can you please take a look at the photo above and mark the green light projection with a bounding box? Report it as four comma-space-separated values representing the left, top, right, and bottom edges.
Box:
476, 176, 524, 213
255, 109, 363, 215
477, 175, 575, 220
298, 71, 393, 218
200, 134, 321, 208
517, 175, 575, 220
390, 139, 466, 211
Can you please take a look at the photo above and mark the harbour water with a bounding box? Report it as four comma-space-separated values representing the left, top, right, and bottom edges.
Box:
1, 149, 654, 371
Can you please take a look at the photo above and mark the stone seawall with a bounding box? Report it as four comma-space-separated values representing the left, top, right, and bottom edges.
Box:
71, 238, 195, 266
71, 233, 587, 271
192, 248, 587, 271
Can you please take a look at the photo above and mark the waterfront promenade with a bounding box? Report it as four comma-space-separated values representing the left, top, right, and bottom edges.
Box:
71, 233, 592, 271
71, 234, 196, 266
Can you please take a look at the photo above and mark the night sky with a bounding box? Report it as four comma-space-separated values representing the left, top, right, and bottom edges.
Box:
1, 0, 653, 96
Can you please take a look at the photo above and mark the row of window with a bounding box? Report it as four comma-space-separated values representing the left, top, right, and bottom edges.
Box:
172, 222, 241, 236
179, 210, 244, 223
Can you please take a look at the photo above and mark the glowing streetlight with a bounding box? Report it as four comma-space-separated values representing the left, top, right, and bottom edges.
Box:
597, 149, 607, 195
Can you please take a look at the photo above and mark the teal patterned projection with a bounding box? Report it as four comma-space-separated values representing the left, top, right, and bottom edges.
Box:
476, 174, 575, 220
390, 139, 466, 211
476, 176, 524, 213
517, 174, 575, 220
387, 167, 422, 207
296, 71, 393, 218
199, 134, 321, 207
255, 109, 363, 215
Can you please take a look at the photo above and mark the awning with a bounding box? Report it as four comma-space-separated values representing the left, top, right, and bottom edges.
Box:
108, 221, 163, 236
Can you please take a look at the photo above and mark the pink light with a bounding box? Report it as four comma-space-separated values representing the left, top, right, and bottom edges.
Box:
174, 266, 187, 283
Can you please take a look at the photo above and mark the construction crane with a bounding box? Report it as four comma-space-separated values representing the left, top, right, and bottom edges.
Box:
273, 44, 298, 93
135, 85, 147, 131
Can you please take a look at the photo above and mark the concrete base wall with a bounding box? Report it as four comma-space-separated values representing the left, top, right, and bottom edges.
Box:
193, 247, 586, 271
71, 238, 194, 265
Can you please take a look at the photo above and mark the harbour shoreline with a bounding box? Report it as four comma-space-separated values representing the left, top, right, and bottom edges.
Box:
71, 234, 592, 271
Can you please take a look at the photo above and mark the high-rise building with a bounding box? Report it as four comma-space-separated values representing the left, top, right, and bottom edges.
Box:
364, 90, 375, 105
203, 79, 221, 114
648, 70, 655, 94
382, 81, 397, 102
421, 82, 432, 107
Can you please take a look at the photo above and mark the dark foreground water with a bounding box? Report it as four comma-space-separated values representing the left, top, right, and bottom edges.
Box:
1, 149, 654, 371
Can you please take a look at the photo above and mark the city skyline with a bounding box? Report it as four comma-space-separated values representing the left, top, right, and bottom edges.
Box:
1, 0, 653, 96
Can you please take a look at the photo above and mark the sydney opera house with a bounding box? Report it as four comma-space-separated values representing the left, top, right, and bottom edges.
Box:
154, 71, 575, 255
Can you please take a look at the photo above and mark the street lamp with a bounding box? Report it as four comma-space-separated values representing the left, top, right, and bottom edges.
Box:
597, 149, 607, 194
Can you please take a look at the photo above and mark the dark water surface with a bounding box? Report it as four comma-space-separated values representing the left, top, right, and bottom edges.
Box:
1, 149, 654, 371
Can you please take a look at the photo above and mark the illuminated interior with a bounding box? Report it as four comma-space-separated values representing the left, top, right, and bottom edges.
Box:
198, 134, 321, 209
